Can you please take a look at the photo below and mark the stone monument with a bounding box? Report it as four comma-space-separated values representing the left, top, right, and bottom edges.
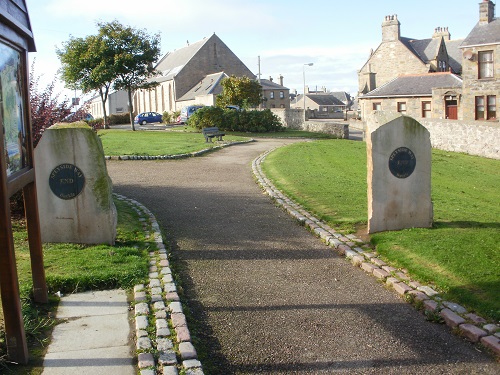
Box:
35, 123, 117, 244
366, 112, 433, 233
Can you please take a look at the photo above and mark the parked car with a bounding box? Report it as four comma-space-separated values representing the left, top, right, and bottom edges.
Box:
179, 105, 204, 123
134, 112, 163, 125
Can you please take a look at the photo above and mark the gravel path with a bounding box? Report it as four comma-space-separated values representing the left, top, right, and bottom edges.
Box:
107, 139, 498, 375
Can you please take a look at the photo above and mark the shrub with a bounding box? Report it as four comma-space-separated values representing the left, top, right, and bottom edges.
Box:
188, 107, 284, 132
162, 111, 172, 124
188, 106, 225, 129
108, 113, 131, 125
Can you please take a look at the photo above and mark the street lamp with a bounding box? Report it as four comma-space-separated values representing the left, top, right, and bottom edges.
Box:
303, 63, 313, 122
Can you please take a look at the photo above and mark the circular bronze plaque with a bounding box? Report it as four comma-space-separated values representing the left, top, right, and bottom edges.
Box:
389, 147, 416, 179
49, 164, 85, 200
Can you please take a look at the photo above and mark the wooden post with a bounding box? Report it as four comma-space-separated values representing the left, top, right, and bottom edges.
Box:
23, 181, 48, 303
0, 175, 29, 364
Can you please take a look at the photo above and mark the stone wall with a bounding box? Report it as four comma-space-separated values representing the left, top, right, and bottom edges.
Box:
271, 108, 348, 139
420, 119, 500, 159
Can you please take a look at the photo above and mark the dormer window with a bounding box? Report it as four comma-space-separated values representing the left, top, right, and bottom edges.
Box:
478, 51, 494, 79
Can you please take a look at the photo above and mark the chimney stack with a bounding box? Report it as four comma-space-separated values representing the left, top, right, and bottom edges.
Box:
432, 26, 451, 40
480, 0, 495, 24
269, 76, 273, 82
279, 74, 283, 86
382, 14, 400, 42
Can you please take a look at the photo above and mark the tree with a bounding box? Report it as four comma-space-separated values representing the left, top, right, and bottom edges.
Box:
98, 21, 161, 131
57, 34, 115, 129
216, 75, 262, 109
29, 61, 85, 147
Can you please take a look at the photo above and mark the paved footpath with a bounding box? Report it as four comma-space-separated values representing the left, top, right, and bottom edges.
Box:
42, 290, 135, 375
107, 139, 498, 375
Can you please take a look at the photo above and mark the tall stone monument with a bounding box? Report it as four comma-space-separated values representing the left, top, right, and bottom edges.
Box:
35, 123, 117, 244
366, 112, 433, 233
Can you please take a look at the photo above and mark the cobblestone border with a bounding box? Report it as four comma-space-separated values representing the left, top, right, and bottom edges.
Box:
105, 140, 254, 161
252, 148, 500, 358
114, 194, 204, 375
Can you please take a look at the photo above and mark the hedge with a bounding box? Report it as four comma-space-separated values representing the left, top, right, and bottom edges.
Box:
188, 107, 283, 132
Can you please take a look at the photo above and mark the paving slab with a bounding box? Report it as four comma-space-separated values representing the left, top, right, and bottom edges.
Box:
42, 290, 135, 375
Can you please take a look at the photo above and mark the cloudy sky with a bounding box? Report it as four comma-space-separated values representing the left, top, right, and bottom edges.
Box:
27, 0, 481, 100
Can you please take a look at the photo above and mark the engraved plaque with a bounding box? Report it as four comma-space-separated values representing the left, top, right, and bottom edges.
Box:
49, 164, 85, 199
389, 147, 416, 179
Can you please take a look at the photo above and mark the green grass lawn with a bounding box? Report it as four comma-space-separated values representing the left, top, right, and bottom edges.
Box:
0, 198, 150, 372
98, 128, 337, 156
98, 129, 249, 156
261, 140, 500, 321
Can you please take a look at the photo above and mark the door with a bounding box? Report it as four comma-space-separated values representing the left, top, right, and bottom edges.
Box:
445, 100, 458, 120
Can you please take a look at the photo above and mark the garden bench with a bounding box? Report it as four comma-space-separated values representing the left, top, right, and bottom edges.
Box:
202, 127, 225, 142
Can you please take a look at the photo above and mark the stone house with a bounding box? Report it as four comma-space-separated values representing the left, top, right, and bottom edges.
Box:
358, 14, 463, 97
460, 0, 499, 121
134, 33, 254, 114
359, 72, 463, 119
359, 0, 498, 122
260, 76, 290, 109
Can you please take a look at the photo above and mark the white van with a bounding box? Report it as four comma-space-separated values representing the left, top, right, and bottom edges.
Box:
179, 105, 204, 123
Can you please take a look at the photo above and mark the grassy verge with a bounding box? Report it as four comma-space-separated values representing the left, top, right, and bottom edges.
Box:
0, 198, 150, 373
261, 140, 500, 321
98, 129, 249, 156
98, 128, 338, 157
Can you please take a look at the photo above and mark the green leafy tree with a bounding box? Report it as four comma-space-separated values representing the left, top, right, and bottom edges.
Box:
57, 20, 161, 131
216, 75, 262, 109
57, 34, 115, 129
99, 21, 161, 131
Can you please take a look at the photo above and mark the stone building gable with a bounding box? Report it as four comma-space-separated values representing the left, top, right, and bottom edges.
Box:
156, 33, 254, 101
358, 40, 428, 95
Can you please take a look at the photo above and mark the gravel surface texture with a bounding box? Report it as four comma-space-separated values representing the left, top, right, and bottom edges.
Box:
107, 139, 498, 375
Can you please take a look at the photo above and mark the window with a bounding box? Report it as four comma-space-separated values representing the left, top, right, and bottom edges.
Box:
478, 51, 494, 79
475, 96, 485, 120
487, 95, 496, 120
373, 102, 381, 111
422, 101, 431, 118
279, 91, 284, 99
474, 95, 496, 120
116, 107, 124, 113
397, 102, 407, 114
270, 91, 274, 99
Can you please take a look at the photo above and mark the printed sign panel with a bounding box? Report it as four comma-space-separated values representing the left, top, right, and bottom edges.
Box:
0, 41, 28, 177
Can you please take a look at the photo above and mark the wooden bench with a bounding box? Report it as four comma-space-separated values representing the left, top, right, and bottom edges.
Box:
202, 127, 225, 142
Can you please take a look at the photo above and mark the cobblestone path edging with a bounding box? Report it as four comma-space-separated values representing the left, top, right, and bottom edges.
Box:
114, 194, 204, 375
252, 148, 500, 358
105, 140, 254, 161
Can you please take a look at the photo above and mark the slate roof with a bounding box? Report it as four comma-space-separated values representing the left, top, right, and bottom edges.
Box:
177, 72, 227, 101
402, 37, 440, 64
330, 91, 352, 103
399, 37, 464, 74
0, 0, 36, 51
259, 79, 288, 90
461, 18, 500, 47
154, 36, 210, 80
445, 39, 465, 74
360, 72, 463, 98
306, 94, 345, 106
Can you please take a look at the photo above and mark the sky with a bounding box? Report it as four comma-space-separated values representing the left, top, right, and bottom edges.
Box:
26, 0, 482, 101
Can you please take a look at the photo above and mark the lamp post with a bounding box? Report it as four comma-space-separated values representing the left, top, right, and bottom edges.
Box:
303, 63, 313, 122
